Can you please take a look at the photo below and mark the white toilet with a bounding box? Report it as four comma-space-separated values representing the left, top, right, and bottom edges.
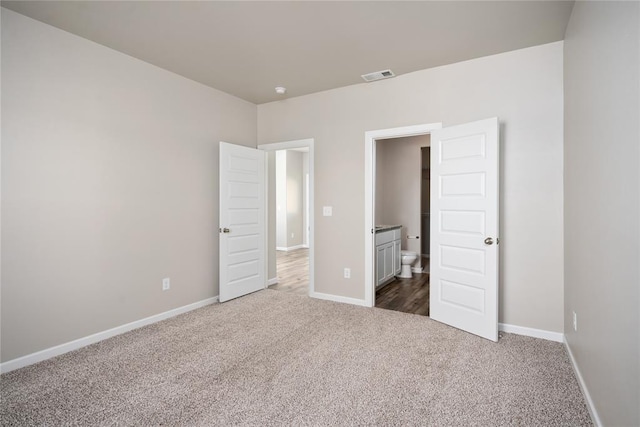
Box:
399, 250, 418, 278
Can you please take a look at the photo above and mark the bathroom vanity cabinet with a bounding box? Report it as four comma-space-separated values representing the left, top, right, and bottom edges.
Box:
375, 226, 402, 287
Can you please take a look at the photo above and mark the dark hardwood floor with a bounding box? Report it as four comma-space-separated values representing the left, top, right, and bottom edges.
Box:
272, 249, 429, 316
421, 256, 430, 274
375, 272, 430, 317
270, 248, 309, 296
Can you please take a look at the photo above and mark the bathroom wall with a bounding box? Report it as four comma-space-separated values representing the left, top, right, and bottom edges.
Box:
375, 135, 430, 267
420, 148, 430, 256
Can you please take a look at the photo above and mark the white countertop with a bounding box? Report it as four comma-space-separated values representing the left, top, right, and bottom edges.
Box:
375, 225, 402, 233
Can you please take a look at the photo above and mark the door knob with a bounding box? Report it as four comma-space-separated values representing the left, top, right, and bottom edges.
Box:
484, 237, 494, 245
220, 228, 230, 234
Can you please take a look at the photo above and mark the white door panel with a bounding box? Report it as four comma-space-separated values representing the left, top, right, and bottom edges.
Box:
384, 244, 394, 281
430, 118, 499, 342
376, 246, 386, 287
219, 142, 266, 302
440, 210, 485, 236
393, 240, 401, 275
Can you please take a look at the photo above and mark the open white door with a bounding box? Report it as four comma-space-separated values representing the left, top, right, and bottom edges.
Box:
219, 142, 265, 302
430, 118, 499, 341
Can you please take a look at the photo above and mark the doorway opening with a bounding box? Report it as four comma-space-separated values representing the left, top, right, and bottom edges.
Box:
365, 118, 500, 342
364, 123, 442, 308
273, 148, 309, 295
372, 135, 431, 316
258, 139, 314, 297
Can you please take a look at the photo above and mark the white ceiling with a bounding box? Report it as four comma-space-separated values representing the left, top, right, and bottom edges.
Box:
1, 1, 574, 104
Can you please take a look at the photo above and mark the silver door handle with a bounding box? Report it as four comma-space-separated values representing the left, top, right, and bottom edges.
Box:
220, 228, 230, 233
484, 237, 494, 245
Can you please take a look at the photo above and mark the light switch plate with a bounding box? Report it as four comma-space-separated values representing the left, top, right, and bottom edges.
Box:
323, 206, 333, 216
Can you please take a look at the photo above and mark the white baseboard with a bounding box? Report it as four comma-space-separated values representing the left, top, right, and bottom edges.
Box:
276, 245, 306, 252
267, 277, 278, 286
499, 323, 564, 343
0, 296, 219, 374
310, 291, 368, 307
564, 337, 602, 426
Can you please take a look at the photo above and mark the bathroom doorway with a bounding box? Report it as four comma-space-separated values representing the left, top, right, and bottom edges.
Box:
367, 118, 500, 341
372, 134, 431, 316
364, 122, 442, 308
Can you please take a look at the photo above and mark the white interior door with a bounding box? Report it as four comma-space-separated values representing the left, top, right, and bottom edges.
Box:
219, 142, 265, 302
430, 118, 499, 341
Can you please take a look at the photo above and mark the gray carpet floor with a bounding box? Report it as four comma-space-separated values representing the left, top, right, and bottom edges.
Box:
1, 289, 592, 426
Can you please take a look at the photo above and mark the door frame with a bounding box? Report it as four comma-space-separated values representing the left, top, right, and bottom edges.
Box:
258, 138, 315, 295
364, 123, 442, 307
304, 173, 310, 248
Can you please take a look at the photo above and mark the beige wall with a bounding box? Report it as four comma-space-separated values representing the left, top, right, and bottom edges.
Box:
0, 10, 257, 362
275, 151, 287, 248
259, 41, 565, 332
563, 2, 639, 425
375, 135, 430, 265
286, 150, 304, 248
275, 150, 305, 250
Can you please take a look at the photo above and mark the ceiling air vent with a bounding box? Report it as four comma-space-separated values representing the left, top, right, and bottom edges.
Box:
361, 69, 395, 82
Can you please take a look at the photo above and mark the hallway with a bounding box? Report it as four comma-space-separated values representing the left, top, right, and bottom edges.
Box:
270, 248, 309, 296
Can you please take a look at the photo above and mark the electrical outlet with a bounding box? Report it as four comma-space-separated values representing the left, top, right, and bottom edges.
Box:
162, 277, 170, 291
572, 311, 577, 331
323, 206, 333, 216
344, 268, 351, 279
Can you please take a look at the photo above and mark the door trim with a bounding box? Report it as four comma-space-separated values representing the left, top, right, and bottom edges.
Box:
364, 123, 442, 307
258, 139, 315, 296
